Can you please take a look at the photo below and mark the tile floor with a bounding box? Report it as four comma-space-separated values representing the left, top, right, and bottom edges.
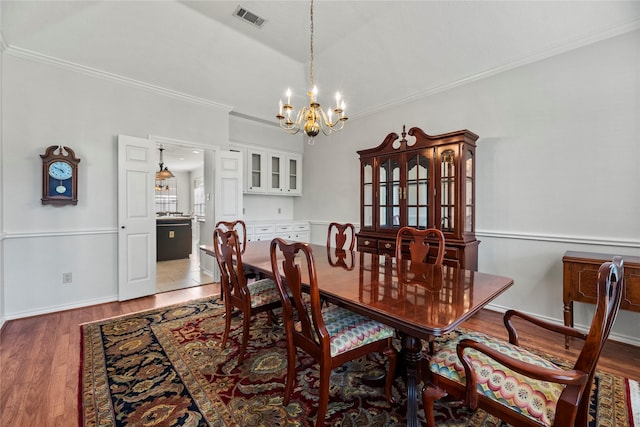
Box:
156, 242, 213, 293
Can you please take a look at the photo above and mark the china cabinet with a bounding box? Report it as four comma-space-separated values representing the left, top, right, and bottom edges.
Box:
357, 126, 479, 270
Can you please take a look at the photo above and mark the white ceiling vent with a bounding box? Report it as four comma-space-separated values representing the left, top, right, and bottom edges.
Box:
233, 5, 266, 28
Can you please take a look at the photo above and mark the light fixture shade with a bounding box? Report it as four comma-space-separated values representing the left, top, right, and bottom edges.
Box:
156, 146, 174, 179
156, 168, 174, 180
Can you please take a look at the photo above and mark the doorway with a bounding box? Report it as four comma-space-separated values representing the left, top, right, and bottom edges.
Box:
153, 140, 213, 293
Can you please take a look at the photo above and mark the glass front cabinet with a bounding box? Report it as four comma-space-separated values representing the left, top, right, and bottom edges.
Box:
358, 126, 479, 270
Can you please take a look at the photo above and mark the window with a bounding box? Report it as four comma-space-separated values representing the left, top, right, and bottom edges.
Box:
155, 178, 177, 213
193, 177, 205, 219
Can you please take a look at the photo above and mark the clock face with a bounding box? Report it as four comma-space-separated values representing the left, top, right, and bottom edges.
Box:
49, 161, 73, 180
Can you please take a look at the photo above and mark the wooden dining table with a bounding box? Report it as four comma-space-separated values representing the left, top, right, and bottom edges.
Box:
202, 240, 514, 427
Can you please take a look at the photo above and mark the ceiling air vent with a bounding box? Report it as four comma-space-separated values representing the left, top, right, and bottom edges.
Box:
233, 5, 266, 28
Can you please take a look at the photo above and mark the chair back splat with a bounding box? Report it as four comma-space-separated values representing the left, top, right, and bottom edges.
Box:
395, 226, 445, 266
270, 237, 396, 427
215, 220, 247, 254
423, 256, 625, 427
327, 222, 356, 251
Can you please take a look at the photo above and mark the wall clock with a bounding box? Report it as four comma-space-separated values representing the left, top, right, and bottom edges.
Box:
41, 145, 81, 205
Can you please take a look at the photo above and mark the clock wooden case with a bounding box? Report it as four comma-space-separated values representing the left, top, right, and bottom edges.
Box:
41, 145, 80, 205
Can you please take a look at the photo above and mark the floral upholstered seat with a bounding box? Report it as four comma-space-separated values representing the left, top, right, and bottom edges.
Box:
430, 330, 565, 426
295, 304, 395, 357
247, 279, 280, 308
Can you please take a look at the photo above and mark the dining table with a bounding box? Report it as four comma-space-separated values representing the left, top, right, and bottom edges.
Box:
202, 240, 514, 427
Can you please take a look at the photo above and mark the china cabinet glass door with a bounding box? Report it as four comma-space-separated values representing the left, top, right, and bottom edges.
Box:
438, 147, 456, 233
378, 155, 401, 230
405, 151, 431, 229
464, 149, 474, 233
362, 159, 374, 228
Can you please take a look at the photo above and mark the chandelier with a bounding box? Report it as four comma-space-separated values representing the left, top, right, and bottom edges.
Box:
276, 0, 348, 143
155, 146, 174, 180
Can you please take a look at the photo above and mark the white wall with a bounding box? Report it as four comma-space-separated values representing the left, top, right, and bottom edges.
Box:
1, 54, 230, 319
297, 30, 640, 344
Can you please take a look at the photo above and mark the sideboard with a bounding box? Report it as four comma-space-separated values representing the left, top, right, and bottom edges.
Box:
562, 250, 640, 348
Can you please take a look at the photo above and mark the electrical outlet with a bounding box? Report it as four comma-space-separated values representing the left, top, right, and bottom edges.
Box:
62, 272, 72, 284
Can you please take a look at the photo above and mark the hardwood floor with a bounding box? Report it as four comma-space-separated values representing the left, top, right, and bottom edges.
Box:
1, 284, 638, 426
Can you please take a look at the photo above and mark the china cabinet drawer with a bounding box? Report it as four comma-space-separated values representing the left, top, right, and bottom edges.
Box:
378, 240, 395, 254
358, 236, 378, 253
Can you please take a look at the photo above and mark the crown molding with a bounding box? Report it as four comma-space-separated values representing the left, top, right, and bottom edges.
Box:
353, 18, 640, 120
4, 45, 234, 112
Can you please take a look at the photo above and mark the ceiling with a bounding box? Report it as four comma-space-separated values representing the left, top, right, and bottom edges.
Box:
3, 1, 640, 147
155, 144, 204, 173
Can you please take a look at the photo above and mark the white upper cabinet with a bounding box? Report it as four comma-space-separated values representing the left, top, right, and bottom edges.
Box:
286, 153, 302, 196
238, 144, 303, 196
246, 147, 268, 194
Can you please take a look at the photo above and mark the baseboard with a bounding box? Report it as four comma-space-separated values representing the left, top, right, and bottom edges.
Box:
484, 303, 640, 348
3, 295, 118, 321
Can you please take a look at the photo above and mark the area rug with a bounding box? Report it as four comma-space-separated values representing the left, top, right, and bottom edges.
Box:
80, 297, 639, 426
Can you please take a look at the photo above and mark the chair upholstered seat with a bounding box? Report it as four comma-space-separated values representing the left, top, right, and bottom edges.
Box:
295, 304, 395, 357
247, 278, 280, 308
430, 331, 566, 426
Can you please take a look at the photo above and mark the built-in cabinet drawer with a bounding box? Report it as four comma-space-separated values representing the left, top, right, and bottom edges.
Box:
251, 223, 275, 241
246, 221, 310, 243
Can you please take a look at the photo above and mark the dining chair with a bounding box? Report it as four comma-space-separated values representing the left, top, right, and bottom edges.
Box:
270, 238, 397, 427
395, 226, 446, 354
215, 220, 257, 282
212, 227, 282, 364
326, 222, 356, 250
423, 257, 625, 427
395, 226, 445, 266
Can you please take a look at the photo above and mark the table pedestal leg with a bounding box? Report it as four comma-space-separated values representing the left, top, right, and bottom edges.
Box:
401, 334, 423, 427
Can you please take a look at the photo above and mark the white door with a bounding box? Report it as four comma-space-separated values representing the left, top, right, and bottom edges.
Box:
198, 150, 243, 281
117, 135, 156, 301
215, 150, 244, 223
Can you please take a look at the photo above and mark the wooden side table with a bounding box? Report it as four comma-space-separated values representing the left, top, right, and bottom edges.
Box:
562, 250, 640, 348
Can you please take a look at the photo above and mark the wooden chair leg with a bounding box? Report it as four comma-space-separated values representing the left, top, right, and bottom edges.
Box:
283, 343, 296, 406
384, 346, 397, 404
221, 304, 232, 350
238, 315, 250, 362
422, 383, 447, 427
316, 365, 331, 427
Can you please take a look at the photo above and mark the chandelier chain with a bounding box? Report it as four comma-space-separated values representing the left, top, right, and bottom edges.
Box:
309, 0, 314, 87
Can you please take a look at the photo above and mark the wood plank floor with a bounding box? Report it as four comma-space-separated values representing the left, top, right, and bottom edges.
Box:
1, 283, 638, 426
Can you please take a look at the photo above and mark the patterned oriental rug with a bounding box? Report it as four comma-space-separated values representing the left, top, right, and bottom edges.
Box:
80, 297, 640, 427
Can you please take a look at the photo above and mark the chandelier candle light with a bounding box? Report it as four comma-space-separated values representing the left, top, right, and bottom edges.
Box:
276, 0, 348, 143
